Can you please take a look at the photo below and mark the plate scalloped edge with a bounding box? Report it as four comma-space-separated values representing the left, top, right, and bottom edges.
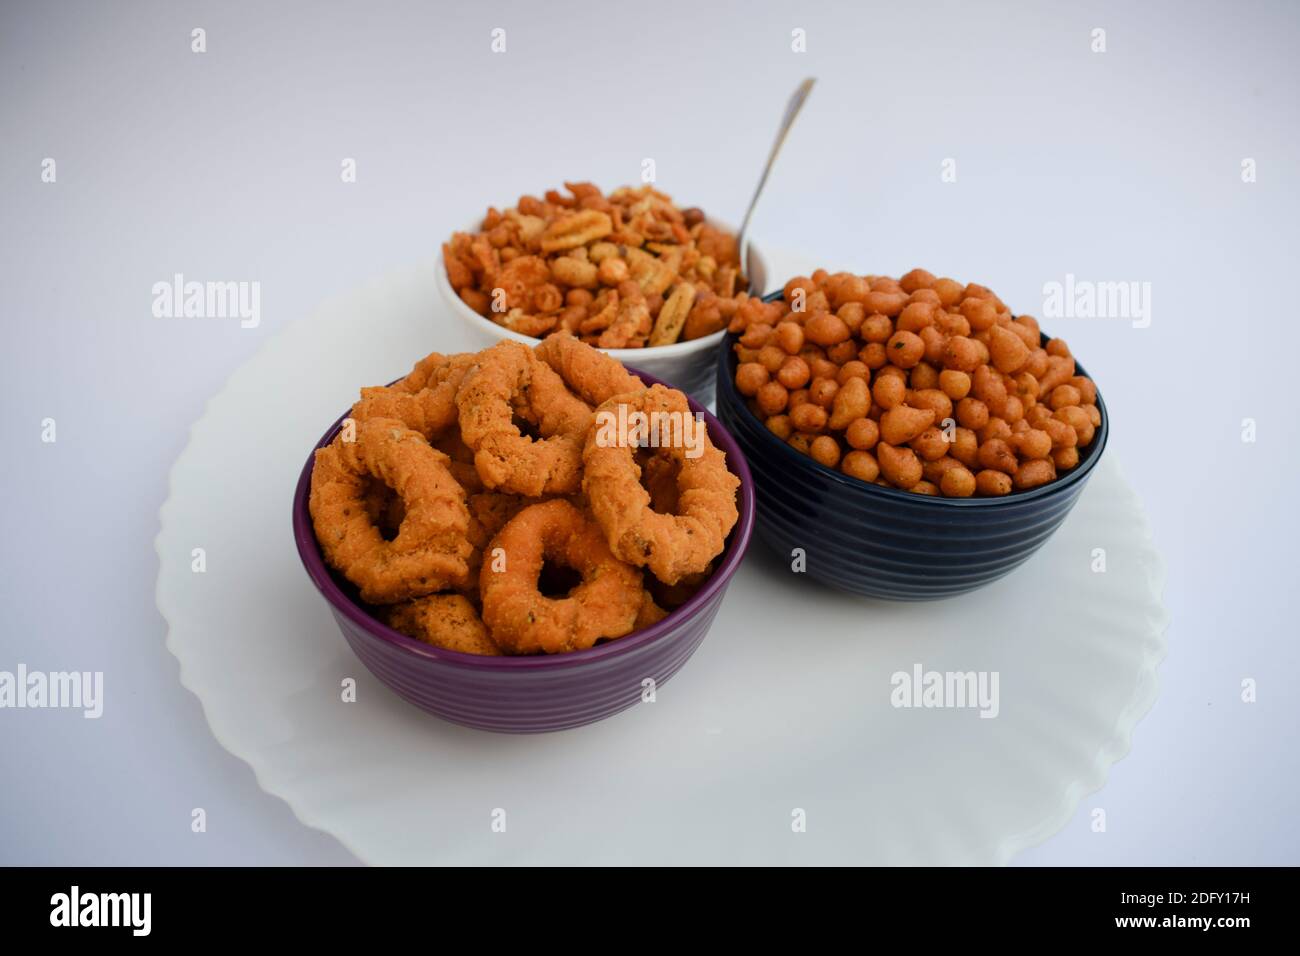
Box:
154, 265, 420, 864
991, 452, 1168, 865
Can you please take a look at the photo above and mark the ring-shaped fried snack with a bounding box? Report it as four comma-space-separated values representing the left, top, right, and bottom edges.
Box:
309, 417, 473, 604
634, 591, 670, 629
467, 492, 533, 550
535, 331, 644, 405
479, 499, 642, 654
392, 351, 470, 394
460, 491, 534, 599
360, 475, 406, 538
392, 351, 448, 393
583, 385, 740, 584
427, 427, 485, 494
637, 448, 681, 514
351, 353, 477, 439
384, 594, 502, 656
456, 340, 591, 496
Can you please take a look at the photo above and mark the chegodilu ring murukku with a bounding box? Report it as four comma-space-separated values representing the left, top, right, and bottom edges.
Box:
309, 417, 473, 604
479, 499, 642, 654
455, 340, 591, 496
349, 353, 477, 440
582, 384, 740, 585
534, 330, 645, 406
384, 594, 502, 656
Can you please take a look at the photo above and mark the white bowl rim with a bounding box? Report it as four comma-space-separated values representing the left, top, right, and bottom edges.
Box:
435, 213, 768, 360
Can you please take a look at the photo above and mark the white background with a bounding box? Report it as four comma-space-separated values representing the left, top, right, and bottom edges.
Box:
1, 0, 1296, 864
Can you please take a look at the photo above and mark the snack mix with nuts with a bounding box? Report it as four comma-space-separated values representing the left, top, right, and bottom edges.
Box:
443, 182, 750, 348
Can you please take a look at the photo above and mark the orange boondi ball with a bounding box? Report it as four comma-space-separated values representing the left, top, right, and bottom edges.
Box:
732, 268, 1099, 497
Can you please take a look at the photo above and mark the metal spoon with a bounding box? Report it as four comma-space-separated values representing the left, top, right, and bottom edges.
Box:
738, 77, 816, 293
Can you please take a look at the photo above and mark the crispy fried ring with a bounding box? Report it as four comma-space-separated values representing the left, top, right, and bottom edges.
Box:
384, 594, 502, 656
582, 384, 740, 584
535, 331, 644, 406
446, 459, 484, 494
467, 492, 533, 549
426, 427, 485, 494
309, 417, 472, 604
455, 340, 591, 496
637, 448, 681, 514
479, 499, 642, 655
393, 351, 450, 393
361, 475, 406, 537
461, 492, 539, 602
634, 591, 670, 629
351, 354, 476, 439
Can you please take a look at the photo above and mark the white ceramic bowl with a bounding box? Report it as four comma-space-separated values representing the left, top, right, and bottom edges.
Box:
435, 217, 768, 406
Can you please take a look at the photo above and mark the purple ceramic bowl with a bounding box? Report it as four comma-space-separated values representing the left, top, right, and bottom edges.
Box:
293, 367, 755, 734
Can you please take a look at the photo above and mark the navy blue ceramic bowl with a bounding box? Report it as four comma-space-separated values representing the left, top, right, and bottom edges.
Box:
715, 317, 1109, 601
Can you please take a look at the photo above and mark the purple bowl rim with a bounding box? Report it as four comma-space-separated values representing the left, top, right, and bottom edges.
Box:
292, 365, 755, 670
717, 328, 1109, 508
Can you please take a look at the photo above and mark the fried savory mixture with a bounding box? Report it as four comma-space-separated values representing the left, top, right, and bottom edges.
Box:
443, 182, 750, 348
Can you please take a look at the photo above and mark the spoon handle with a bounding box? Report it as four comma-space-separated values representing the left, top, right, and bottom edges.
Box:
738, 77, 816, 276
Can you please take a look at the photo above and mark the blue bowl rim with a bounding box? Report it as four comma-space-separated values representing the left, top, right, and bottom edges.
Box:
716, 290, 1109, 509
292, 365, 756, 670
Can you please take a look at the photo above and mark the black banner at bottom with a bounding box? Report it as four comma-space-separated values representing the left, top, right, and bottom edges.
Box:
0, 866, 1275, 939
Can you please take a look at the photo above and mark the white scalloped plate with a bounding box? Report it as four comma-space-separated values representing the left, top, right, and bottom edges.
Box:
157, 253, 1167, 865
